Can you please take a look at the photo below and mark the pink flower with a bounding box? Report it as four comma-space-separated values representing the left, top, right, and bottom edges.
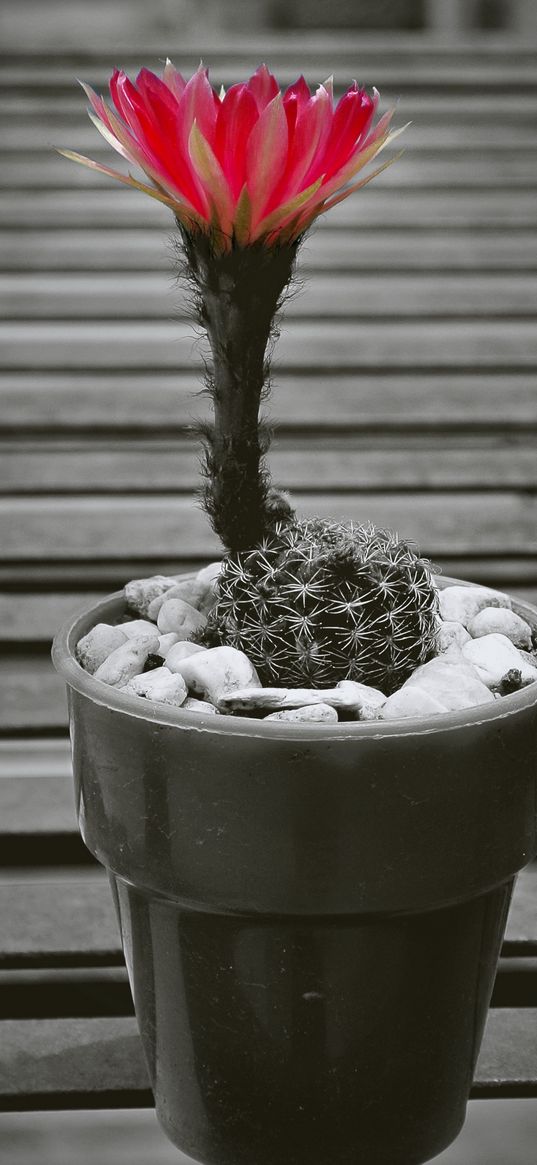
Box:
59, 62, 404, 250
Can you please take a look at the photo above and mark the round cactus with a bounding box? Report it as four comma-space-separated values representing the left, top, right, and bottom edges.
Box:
199, 517, 440, 693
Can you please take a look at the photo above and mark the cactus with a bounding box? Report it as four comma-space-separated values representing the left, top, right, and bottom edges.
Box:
198, 517, 440, 693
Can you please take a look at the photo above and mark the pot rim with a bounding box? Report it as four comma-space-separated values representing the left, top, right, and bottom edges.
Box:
52, 574, 537, 741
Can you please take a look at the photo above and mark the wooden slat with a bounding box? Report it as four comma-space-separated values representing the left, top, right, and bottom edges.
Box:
504, 866, 537, 955
2, 35, 537, 65
3, 439, 537, 496
0, 593, 106, 639
7, 123, 537, 151
2, 189, 536, 229
7, 154, 537, 190
0, 739, 71, 777
1, 574, 537, 644
3, 374, 536, 432
0, 1016, 152, 1109
1, 557, 535, 594
5, 92, 537, 126
0, 1009, 535, 1109
0, 879, 119, 968
2, 58, 537, 90
3, 273, 537, 319
1, 865, 535, 963
1, 36, 536, 60
3, 321, 537, 370
0, 776, 75, 837
4, 230, 537, 273
3, 579, 537, 642
0, 772, 86, 861
0, 659, 68, 731
2, 494, 536, 559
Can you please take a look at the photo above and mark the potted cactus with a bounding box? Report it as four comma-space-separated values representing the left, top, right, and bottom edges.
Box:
52, 61, 537, 1165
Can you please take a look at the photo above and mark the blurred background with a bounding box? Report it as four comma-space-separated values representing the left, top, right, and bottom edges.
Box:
0, 1, 536, 1162
2, 0, 537, 42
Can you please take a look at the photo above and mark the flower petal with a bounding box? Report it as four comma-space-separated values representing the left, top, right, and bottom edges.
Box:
319, 150, 404, 215
107, 74, 210, 217
214, 83, 258, 198
55, 147, 202, 228
188, 120, 235, 239
163, 58, 186, 100
247, 64, 279, 111
179, 63, 218, 148
77, 79, 115, 133
251, 174, 324, 242
245, 92, 289, 226
233, 184, 253, 246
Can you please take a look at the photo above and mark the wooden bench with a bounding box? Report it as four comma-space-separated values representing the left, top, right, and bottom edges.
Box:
0, 30, 536, 1163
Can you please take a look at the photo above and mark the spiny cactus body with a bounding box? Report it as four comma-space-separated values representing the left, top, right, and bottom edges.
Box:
199, 517, 440, 693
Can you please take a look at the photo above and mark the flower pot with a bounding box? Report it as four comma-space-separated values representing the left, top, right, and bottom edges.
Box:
52, 575, 537, 1165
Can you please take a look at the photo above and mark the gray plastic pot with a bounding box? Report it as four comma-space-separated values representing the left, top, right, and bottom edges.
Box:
52, 576, 537, 1165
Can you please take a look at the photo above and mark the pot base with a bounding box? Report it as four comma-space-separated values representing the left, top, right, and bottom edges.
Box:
112, 872, 513, 1165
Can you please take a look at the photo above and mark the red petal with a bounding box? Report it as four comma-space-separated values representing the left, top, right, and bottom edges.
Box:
178, 64, 218, 148
321, 86, 376, 180
136, 67, 181, 117
110, 69, 209, 217
247, 64, 279, 111
263, 85, 330, 215
162, 59, 186, 100
245, 92, 289, 226
283, 75, 311, 112
283, 75, 311, 139
214, 84, 259, 199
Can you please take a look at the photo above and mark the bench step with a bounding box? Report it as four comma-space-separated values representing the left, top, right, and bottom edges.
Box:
0, 1010, 535, 1110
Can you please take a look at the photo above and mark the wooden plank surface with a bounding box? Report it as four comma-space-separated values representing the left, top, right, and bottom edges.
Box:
8, 122, 537, 151
2, 493, 537, 558
3, 189, 536, 229
3, 439, 537, 495
0, 1009, 535, 1109
2, 578, 537, 644
8, 154, 537, 190
3, 273, 537, 319
3, 374, 536, 430
2, 59, 537, 92
3, 321, 537, 370
1, 865, 535, 963
4, 230, 537, 273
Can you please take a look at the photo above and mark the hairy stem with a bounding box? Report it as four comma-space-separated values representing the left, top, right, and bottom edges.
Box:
179, 228, 299, 551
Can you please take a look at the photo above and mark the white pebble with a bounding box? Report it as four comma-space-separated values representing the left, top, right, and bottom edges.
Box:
124, 575, 179, 618
195, 561, 222, 613
467, 607, 532, 650
147, 579, 208, 620
195, 562, 222, 589
119, 618, 159, 639
219, 680, 386, 718
157, 633, 180, 657
121, 666, 187, 706
380, 655, 494, 719
265, 703, 339, 723
182, 697, 221, 715
334, 680, 387, 720
157, 598, 206, 638
461, 634, 537, 690
93, 633, 159, 687
436, 620, 472, 654
75, 623, 128, 674
179, 646, 260, 706
438, 584, 511, 628
165, 641, 207, 671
